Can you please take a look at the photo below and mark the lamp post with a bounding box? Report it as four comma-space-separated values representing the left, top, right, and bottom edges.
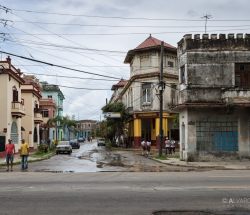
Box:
159, 41, 165, 157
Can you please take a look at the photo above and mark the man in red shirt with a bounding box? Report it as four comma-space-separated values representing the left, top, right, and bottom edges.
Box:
5, 139, 15, 171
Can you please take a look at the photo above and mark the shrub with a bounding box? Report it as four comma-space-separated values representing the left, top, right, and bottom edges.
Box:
38, 144, 49, 153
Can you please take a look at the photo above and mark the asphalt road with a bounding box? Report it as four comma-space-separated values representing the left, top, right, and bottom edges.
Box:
17, 141, 192, 173
1, 170, 250, 215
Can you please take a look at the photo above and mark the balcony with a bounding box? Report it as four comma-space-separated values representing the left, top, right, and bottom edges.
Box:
126, 106, 133, 114
222, 89, 250, 106
57, 103, 63, 110
11, 102, 25, 117
34, 112, 43, 124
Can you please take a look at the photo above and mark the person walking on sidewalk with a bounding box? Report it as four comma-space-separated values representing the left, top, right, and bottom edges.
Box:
20, 139, 29, 170
5, 139, 15, 171
146, 140, 151, 157
141, 139, 146, 156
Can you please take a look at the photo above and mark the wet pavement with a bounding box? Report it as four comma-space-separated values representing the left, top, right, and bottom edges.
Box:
0, 140, 198, 173
27, 141, 128, 173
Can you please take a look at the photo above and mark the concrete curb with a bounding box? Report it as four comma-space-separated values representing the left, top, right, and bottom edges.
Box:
152, 158, 250, 170
0, 152, 55, 167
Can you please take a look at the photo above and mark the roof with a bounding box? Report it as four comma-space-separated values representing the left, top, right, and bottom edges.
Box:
111, 79, 128, 90
41, 82, 65, 99
124, 35, 177, 63
135, 35, 176, 50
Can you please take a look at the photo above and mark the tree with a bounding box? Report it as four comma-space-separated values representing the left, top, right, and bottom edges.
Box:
60, 116, 77, 140
101, 102, 129, 146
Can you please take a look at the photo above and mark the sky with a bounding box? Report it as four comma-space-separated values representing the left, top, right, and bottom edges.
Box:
0, 0, 250, 121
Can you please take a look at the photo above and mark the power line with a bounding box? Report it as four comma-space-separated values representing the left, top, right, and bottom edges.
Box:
25, 72, 119, 81
3, 26, 127, 78
12, 20, 250, 28
56, 85, 110, 90
8, 6, 250, 22
3, 34, 126, 53
0, 50, 121, 80
10, 11, 126, 75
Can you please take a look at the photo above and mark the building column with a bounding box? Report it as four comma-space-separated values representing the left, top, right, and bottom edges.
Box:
133, 118, 141, 148
238, 112, 250, 157
36, 124, 40, 146
155, 117, 168, 148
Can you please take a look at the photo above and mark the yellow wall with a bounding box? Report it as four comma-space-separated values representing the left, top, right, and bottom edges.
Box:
133, 118, 141, 137
155, 117, 169, 137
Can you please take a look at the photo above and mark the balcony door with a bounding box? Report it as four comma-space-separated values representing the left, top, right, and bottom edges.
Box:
235, 63, 250, 88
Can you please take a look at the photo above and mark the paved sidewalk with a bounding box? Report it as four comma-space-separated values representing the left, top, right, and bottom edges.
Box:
0, 152, 55, 167
153, 157, 250, 170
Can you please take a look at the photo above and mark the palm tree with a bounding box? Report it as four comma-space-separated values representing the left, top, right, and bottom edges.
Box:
60, 116, 76, 140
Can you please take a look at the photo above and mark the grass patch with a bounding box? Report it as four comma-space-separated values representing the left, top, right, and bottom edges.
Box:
154, 154, 168, 160
30, 150, 54, 158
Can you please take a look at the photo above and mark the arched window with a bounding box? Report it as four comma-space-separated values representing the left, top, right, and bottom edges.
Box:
34, 127, 37, 142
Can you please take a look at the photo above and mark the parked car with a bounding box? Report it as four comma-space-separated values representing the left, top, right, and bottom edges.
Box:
78, 137, 85, 143
56, 141, 72, 155
97, 138, 106, 146
70, 139, 80, 149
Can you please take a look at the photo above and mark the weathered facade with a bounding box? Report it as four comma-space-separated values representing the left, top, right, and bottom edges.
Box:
177, 33, 250, 161
110, 79, 128, 103
41, 82, 65, 141
120, 35, 179, 147
21, 75, 42, 149
76, 120, 97, 139
39, 98, 56, 143
0, 57, 25, 155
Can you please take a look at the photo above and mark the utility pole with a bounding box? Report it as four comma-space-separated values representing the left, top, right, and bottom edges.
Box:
202, 14, 212, 34
159, 41, 165, 157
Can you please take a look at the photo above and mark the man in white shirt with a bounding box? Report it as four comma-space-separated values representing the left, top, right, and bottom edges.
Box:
141, 139, 146, 156
146, 140, 151, 157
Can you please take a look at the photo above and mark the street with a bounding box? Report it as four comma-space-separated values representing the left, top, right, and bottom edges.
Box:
4, 140, 194, 173
0, 170, 250, 214
0, 141, 249, 214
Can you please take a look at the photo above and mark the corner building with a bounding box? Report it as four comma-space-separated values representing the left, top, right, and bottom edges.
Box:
121, 35, 179, 147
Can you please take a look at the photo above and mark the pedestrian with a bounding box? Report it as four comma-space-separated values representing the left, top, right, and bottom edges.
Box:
141, 139, 146, 156
146, 140, 151, 157
20, 139, 29, 170
47, 139, 51, 148
171, 140, 176, 154
165, 137, 170, 155
90, 136, 92, 142
5, 139, 15, 171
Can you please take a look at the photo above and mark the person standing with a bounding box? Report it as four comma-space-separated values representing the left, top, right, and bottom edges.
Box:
5, 139, 15, 171
141, 139, 146, 156
165, 137, 170, 155
146, 140, 151, 157
20, 139, 29, 170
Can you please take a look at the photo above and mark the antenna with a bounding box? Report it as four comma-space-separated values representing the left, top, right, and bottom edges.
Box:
201, 14, 212, 34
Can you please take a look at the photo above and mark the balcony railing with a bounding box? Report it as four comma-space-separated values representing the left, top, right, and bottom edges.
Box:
11, 101, 25, 117
34, 112, 43, 123
126, 106, 133, 114
222, 89, 250, 104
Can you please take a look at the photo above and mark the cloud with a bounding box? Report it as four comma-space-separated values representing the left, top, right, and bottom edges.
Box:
3, 0, 250, 121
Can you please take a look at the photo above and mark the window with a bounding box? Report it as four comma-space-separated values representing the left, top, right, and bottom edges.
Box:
12, 86, 18, 102
41, 110, 49, 118
129, 88, 133, 107
48, 95, 52, 99
235, 63, 250, 88
180, 66, 186, 84
142, 83, 151, 104
168, 61, 174, 68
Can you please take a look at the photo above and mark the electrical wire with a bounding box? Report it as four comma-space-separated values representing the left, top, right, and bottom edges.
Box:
0, 50, 121, 80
